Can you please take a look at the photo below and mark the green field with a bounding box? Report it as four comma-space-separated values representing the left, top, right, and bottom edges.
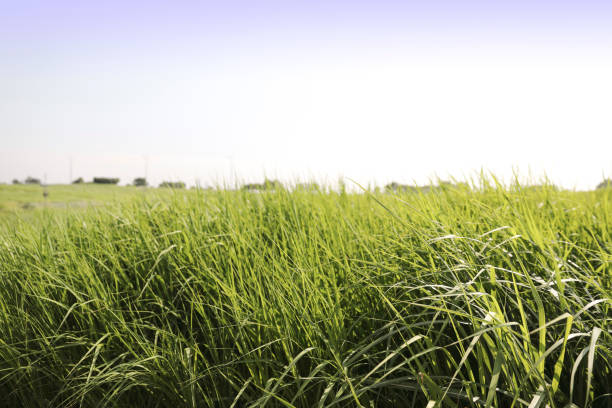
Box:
0, 182, 610, 407
0, 184, 166, 212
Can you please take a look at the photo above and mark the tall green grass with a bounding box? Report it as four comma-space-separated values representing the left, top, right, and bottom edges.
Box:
0, 181, 610, 407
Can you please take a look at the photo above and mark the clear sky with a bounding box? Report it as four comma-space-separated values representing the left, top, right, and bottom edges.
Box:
1, 1, 611, 189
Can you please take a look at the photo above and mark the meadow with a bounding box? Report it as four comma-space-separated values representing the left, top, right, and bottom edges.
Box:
0, 181, 610, 407
0, 183, 166, 213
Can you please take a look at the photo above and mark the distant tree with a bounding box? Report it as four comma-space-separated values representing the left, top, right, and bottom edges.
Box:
93, 177, 120, 185
25, 176, 41, 185
133, 177, 148, 187
12, 179, 21, 185
263, 179, 283, 190
72, 177, 84, 184
242, 183, 263, 191
159, 181, 186, 188
597, 179, 612, 189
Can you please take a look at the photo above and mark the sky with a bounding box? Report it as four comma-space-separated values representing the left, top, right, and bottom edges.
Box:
1, 1, 611, 189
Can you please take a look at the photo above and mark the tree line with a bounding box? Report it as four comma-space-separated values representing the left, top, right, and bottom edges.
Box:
8, 177, 612, 190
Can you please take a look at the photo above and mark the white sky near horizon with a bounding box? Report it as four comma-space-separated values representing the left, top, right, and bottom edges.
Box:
1, 1, 611, 189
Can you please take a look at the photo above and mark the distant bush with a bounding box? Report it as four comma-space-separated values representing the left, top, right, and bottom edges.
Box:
520, 184, 559, 192
72, 177, 84, 184
93, 177, 119, 185
25, 176, 41, 185
596, 179, 612, 189
12, 179, 21, 185
385, 181, 460, 193
159, 181, 186, 189
295, 182, 320, 191
242, 179, 283, 191
133, 177, 148, 187
385, 182, 417, 193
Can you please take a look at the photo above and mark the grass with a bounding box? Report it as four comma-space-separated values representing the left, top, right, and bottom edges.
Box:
0, 180, 610, 407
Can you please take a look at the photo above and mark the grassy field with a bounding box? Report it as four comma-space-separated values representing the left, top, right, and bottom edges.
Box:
0, 182, 610, 407
0, 184, 165, 212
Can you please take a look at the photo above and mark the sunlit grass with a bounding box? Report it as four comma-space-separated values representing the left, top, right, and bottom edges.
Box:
0, 179, 610, 407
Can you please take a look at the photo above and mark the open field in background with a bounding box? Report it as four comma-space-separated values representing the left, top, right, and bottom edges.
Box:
0, 184, 167, 213
0, 181, 610, 407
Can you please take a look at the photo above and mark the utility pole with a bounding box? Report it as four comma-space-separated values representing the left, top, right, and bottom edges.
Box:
227, 154, 235, 187
69, 156, 73, 184
43, 173, 48, 201
144, 155, 149, 180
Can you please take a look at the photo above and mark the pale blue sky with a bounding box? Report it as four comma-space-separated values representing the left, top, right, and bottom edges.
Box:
1, 1, 611, 188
